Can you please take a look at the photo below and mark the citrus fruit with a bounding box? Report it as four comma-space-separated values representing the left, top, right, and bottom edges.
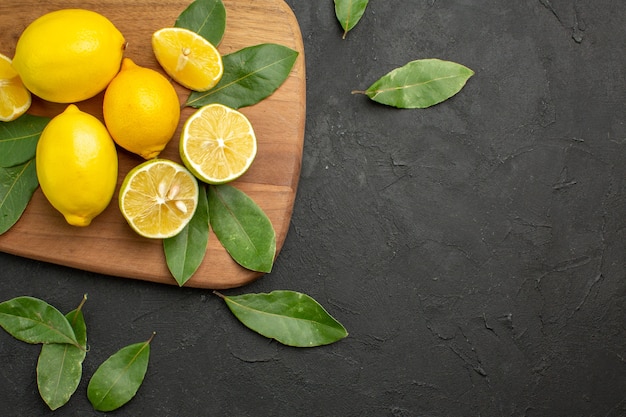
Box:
103, 58, 181, 160
119, 159, 199, 239
12, 9, 125, 103
180, 103, 257, 184
36, 104, 118, 227
152, 27, 223, 92
0, 53, 31, 122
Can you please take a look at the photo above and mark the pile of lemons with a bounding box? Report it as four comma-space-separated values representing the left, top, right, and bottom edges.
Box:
0, 9, 257, 238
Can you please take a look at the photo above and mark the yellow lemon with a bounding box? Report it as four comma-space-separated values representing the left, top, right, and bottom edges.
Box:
12, 9, 125, 103
36, 104, 118, 226
103, 58, 181, 159
119, 159, 198, 239
152, 27, 223, 92
0, 53, 31, 122
180, 104, 257, 184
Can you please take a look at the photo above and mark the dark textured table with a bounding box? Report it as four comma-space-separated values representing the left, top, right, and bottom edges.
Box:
1, 1, 625, 416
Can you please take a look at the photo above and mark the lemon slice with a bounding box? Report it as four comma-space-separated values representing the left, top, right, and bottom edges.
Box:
0, 53, 31, 122
152, 27, 223, 92
119, 159, 199, 239
180, 104, 257, 184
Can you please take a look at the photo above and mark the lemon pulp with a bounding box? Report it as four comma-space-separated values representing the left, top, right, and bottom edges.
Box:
0, 53, 31, 122
152, 27, 223, 92
119, 159, 199, 239
180, 104, 257, 185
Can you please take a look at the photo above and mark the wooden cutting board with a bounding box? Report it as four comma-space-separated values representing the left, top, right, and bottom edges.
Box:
0, 0, 305, 289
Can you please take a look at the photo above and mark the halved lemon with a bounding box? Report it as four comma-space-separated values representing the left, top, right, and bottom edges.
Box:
119, 159, 199, 239
180, 103, 257, 185
0, 53, 31, 122
152, 27, 223, 92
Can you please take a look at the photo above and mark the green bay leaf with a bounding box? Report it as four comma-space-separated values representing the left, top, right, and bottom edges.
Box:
334, 0, 369, 39
164, 185, 210, 286
37, 295, 88, 411
87, 333, 154, 412
186, 43, 299, 109
0, 113, 49, 167
0, 296, 79, 347
208, 184, 276, 273
0, 158, 39, 235
356, 58, 474, 109
217, 290, 348, 347
175, 0, 226, 46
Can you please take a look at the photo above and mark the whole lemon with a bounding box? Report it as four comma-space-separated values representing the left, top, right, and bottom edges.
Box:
12, 9, 125, 103
36, 104, 118, 227
103, 58, 181, 159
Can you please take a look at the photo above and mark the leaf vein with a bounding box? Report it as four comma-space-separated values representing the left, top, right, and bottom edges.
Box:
187, 53, 295, 107
228, 299, 337, 330
0, 160, 31, 210
0, 132, 40, 143
196, 2, 218, 35
0, 311, 76, 345
369, 74, 461, 98
213, 186, 259, 253
95, 342, 149, 408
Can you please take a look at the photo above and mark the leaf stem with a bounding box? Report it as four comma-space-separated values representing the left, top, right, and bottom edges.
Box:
70, 293, 88, 329
76, 294, 88, 313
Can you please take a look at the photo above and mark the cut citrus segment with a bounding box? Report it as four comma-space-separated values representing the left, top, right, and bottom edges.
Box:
180, 104, 257, 185
119, 159, 199, 239
152, 27, 223, 92
0, 53, 31, 122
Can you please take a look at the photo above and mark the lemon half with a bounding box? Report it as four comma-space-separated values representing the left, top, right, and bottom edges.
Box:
180, 104, 257, 185
119, 159, 199, 239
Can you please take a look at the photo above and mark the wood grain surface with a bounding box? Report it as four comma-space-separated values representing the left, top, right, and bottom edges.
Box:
0, 0, 305, 289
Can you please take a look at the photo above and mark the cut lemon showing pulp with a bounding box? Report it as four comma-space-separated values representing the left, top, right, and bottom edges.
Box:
180, 104, 257, 184
0, 53, 31, 122
152, 27, 223, 92
119, 159, 199, 239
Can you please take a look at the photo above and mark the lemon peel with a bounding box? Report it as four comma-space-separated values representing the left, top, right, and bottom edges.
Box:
103, 58, 180, 160
36, 104, 118, 226
12, 9, 125, 103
